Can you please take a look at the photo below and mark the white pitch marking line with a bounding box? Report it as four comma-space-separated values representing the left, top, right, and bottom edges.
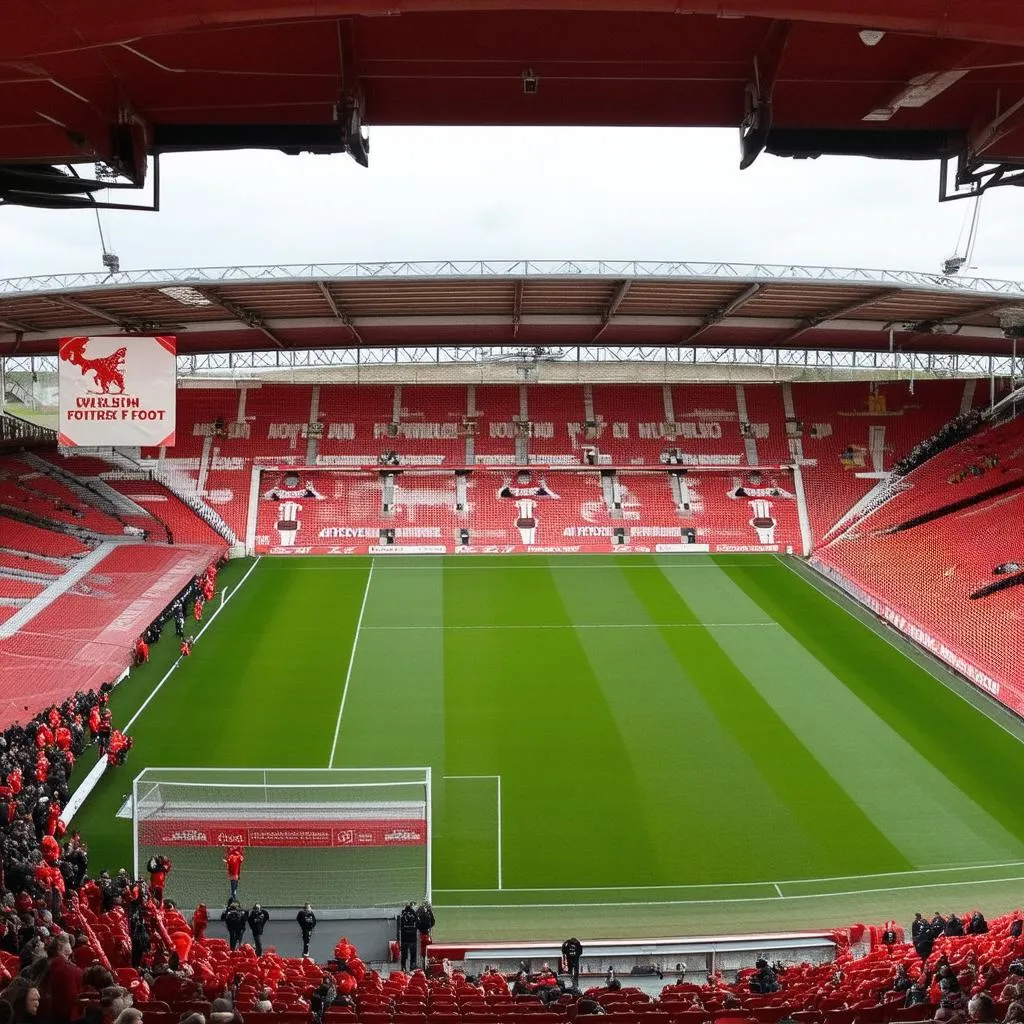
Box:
123, 556, 262, 733
328, 558, 375, 768
362, 623, 777, 631
445, 774, 503, 890
774, 883, 784, 898
432, 871, 1024, 911
432, 856, 1024, 893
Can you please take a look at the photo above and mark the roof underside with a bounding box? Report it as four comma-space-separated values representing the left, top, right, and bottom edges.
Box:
4, 2, 1024, 204
1, 265, 1022, 359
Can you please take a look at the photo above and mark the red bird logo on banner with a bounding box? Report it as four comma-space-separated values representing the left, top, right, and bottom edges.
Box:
59, 337, 127, 395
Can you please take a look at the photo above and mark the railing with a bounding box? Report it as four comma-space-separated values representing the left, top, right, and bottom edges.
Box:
1, 259, 1024, 298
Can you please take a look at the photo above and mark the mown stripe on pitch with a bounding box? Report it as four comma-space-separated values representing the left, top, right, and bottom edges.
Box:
441, 558, 663, 890
721, 558, 1024, 841
547, 557, 893, 883
679, 559, 1024, 866
332, 561, 446, 772
609, 556, 912, 878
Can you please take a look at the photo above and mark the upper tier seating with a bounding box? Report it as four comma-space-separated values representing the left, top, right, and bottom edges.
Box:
790, 380, 981, 544
814, 411, 1024, 705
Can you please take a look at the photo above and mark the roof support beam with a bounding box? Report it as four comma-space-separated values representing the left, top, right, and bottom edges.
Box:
0, 317, 34, 333
592, 279, 631, 342
198, 288, 285, 349
970, 93, 1024, 158
54, 296, 123, 326
687, 283, 762, 343
775, 288, 903, 346
52, 297, 181, 336
512, 279, 524, 339
909, 298, 1018, 333
317, 281, 364, 346
739, 20, 793, 170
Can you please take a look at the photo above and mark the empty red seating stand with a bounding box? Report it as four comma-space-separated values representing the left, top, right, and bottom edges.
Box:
0, 448, 228, 727
793, 380, 976, 544
472, 386, 520, 463
814, 411, 1024, 706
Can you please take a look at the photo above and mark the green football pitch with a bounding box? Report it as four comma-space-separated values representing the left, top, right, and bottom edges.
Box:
74, 554, 1024, 941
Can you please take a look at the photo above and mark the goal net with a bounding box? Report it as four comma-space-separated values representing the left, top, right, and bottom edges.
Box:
131, 767, 431, 910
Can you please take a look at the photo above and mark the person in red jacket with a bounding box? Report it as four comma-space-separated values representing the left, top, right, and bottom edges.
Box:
40, 834, 60, 865
180, 636, 193, 657
54, 725, 71, 751
192, 902, 208, 942
106, 730, 129, 767
46, 934, 84, 1024
224, 847, 244, 901
35, 722, 53, 749
35, 752, 49, 784
88, 706, 100, 742
36, 861, 65, 917
148, 855, 171, 905
46, 798, 62, 837
193, 596, 204, 621
134, 636, 150, 665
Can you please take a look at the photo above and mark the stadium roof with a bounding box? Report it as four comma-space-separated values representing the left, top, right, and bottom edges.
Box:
5, 2, 1024, 208
1, 261, 1023, 360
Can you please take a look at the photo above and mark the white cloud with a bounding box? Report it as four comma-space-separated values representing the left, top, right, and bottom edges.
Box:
0, 127, 1021, 284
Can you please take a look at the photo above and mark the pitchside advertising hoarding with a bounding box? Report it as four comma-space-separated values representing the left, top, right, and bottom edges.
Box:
57, 335, 176, 447
140, 818, 427, 848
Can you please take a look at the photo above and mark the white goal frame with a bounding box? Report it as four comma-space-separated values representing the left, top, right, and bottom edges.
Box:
131, 766, 433, 906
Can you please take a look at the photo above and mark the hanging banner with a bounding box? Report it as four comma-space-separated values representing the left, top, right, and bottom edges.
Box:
58, 336, 176, 447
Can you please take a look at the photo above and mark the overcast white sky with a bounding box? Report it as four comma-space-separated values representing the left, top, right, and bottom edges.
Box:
1, 127, 1023, 285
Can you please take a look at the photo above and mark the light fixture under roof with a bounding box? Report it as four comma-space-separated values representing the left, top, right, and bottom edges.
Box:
159, 286, 213, 307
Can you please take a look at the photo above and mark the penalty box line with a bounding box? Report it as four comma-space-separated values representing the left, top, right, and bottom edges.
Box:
444, 774, 503, 890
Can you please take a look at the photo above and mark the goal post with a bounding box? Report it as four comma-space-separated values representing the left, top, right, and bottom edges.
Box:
131, 767, 431, 910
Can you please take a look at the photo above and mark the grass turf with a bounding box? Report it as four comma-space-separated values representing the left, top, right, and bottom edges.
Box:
72, 554, 1024, 939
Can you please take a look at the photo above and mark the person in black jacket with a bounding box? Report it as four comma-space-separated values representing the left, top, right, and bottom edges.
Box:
247, 903, 270, 956
416, 901, 435, 965
397, 902, 419, 970
561, 937, 583, 989
968, 911, 989, 935
221, 900, 247, 951
130, 912, 150, 969
297, 903, 317, 957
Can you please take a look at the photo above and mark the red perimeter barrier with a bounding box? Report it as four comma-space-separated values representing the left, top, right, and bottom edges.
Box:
140, 818, 426, 848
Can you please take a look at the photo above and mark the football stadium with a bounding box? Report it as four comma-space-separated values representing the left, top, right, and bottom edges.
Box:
3, 3, 1024, 1023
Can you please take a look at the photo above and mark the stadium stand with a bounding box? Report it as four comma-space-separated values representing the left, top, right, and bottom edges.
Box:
149, 383, 821, 554
789, 381, 979, 545
813, 409, 1024, 707
0, 446, 227, 723
1, 383, 1024, 1024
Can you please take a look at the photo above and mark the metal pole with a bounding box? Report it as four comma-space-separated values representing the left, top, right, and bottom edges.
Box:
132, 774, 140, 879
424, 767, 433, 902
